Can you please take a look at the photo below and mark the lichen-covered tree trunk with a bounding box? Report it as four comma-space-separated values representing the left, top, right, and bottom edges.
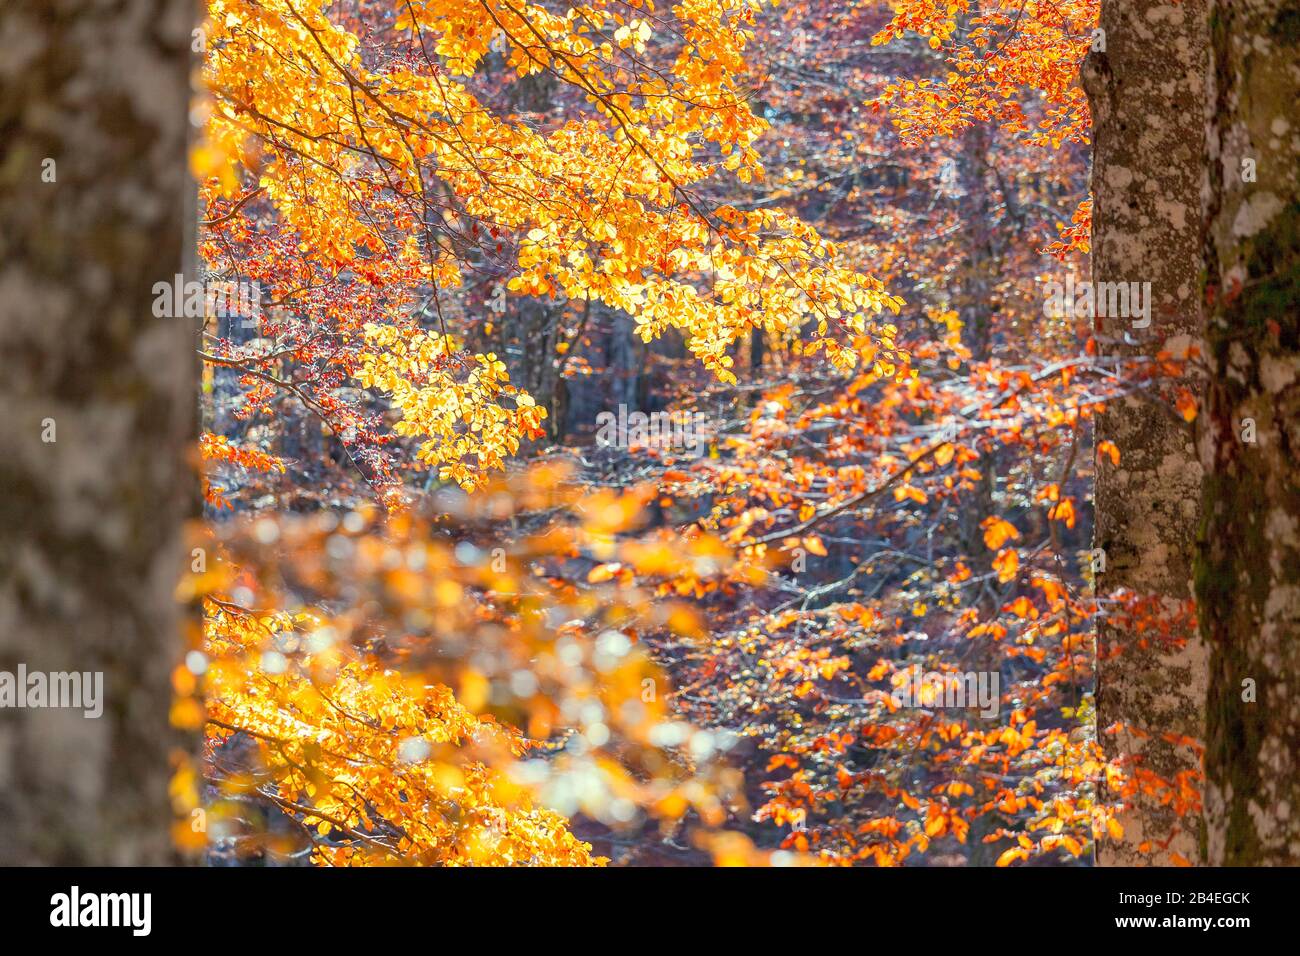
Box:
1199, 0, 1300, 866
1083, 0, 1209, 865
0, 0, 197, 864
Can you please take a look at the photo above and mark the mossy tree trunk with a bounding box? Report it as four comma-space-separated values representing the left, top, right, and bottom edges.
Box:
0, 0, 197, 864
1083, 0, 1209, 865
1199, 0, 1300, 866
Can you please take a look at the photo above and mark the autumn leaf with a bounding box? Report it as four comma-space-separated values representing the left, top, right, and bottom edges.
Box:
993, 548, 1020, 584
1048, 498, 1076, 528
982, 517, 1021, 550
996, 847, 1030, 867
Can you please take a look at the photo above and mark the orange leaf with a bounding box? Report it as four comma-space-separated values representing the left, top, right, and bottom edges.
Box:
993, 548, 1020, 584
982, 517, 1020, 550
586, 562, 622, 583
1048, 498, 1076, 529
894, 485, 928, 504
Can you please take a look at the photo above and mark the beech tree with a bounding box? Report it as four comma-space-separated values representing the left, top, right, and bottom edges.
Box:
188, 0, 1129, 868
12, 0, 1296, 870
0, 0, 197, 864
1082, 0, 1209, 866
1199, 0, 1300, 866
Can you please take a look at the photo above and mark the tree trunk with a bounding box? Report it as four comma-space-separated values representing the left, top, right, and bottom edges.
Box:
955, 121, 1000, 622
1083, 0, 1209, 865
1199, 0, 1300, 866
955, 121, 1013, 867
0, 0, 197, 864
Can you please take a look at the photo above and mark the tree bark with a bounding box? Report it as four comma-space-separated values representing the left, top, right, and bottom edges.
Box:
1199, 0, 1300, 866
1083, 0, 1209, 865
0, 0, 197, 864
954, 121, 1014, 867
